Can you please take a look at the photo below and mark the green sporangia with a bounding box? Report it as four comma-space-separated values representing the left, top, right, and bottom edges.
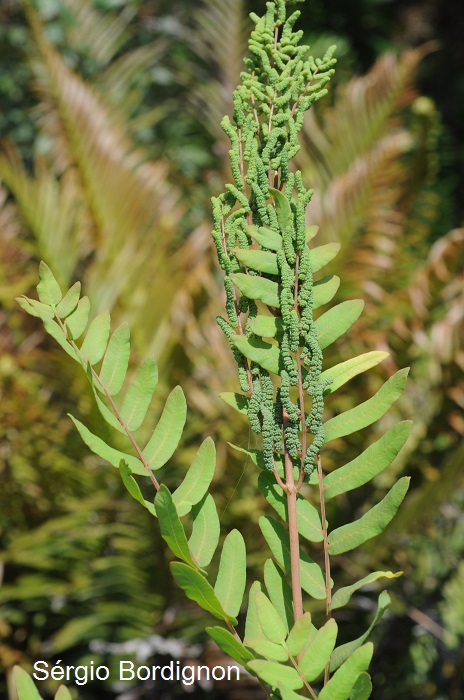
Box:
15, 1, 411, 698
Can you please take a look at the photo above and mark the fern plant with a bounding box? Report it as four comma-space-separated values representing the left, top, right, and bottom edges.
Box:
14, 1, 412, 698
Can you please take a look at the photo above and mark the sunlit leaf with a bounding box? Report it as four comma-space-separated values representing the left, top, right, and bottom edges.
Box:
286, 612, 313, 657
309, 242, 341, 272
99, 322, 130, 396
233, 248, 279, 274
119, 461, 156, 516
220, 392, 249, 415
120, 357, 159, 431
143, 385, 187, 469
263, 559, 293, 634
350, 672, 373, 700
65, 296, 90, 340
330, 571, 402, 611
155, 485, 198, 568
173, 437, 216, 516
321, 351, 389, 395
249, 314, 283, 338
315, 300, 364, 350
188, 494, 220, 567
80, 311, 111, 365
299, 618, 338, 681
255, 589, 288, 645
313, 275, 340, 309
230, 273, 280, 307
232, 335, 281, 374
56, 281, 81, 318
269, 187, 293, 232
318, 644, 374, 700
206, 627, 254, 667
258, 473, 323, 542
247, 660, 303, 691
171, 562, 237, 624
214, 529, 246, 617
246, 224, 283, 250
37, 261, 62, 306
13, 666, 42, 700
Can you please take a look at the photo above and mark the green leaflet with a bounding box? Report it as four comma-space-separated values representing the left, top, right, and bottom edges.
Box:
56, 281, 81, 318
143, 385, 187, 469
37, 261, 62, 306
286, 613, 313, 657
249, 314, 283, 339
259, 516, 327, 600
55, 688, 73, 700
309, 242, 341, 273
306, 225, 319, 243
263, 559, 294, 635
269, 187, 293, 232
188, 494, 220, 567
13, 666, 42, 700
298, 618, 338, 682
321, 351, 389, 395
278, 684, 306, 700
65, 296, 90, 340
330, 571, 402, 610
42, 317, 81, 363
228, 444, 285, 475
247, 660, 303, 691
206, 627, 254, 667
258, 473, 323, 542
330, 592, 391, 672
99, 322, 130, 396
120, 357, 159, 432
69, 415, 146, 475
79, 311, 111, 365
328, 477, 410, 555
16, 295, 54, 320
233, 248, 279, 275
315, 300, 364, 350
91, 388, 126, 435
172, 437, 216, 516
244, 581, 265, 643
219, 392, 249, 415
313, 275, 340, 309
318, 644, 374, 700
119, 461, 156, 516
324, 422, 412, 501
324, 368, 410, 443
171, 562, 237, 624
229, 272, 280, 308
155, 485, 198, 569
232, 335, 281, 374
246, 224, 283, 251
255, 589, 288, 645
214, 529, 246, 617
350, 672, 373, 700
246, 637, 288, 662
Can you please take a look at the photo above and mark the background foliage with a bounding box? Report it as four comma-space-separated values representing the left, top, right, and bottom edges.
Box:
0, 0, 462, 698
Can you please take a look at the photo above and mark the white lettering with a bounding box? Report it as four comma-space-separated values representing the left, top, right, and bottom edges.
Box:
120, 661, 135, 680
33, 661, 49, 681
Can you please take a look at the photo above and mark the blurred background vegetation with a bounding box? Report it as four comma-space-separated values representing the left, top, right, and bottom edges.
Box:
0, 0, 462, 698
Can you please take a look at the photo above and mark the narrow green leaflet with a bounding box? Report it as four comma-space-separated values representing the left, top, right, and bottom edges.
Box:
315, 300, 364, 350
321, 352, 389, 396
232, 335, 281, 374
13, 666, 42, 700
16, 295, 54, 320
247, 637, 288, 662
246, 224, 283, 251
69, 415, 146, 475
331, 571, 402, 610
330, 592, 391, 672
214, 529, 246, 617
278, 683, 306, 700
91, 388, 126, 435
328, 477, 410, 555
247, 661, 303, 691
350, 672, 373, 700
173, 437, 216, 516
119, 461, 156, 516
324, 422, 412, 501
206, 627, 255, 667
171, 562, 237, 624
65, 296, 90, 340
56, 281, 81, 318
286, 612, 313, 657
99, 322, 130, 396
306, 225, 319, 243
120, 357, 159, 432
37, 261, 62, 306
318, 644, 374, 700
233, 248, 279, 274
143, 385, 187, 469
313, 275, 340, 309
155, 485, 198, 569
249, 315, 283, 339
42, 317, 81, 362
269, 187, 293, 232
55, 687, 73, 700
255, 589, 288, 645
264, 559, 293, 634
244, 581, 265, 643
258, 473, 323, 542
219, 392, 249, 415
189, 494, 220, 567
324, 369, 409, 443
79, 310, 111, 365
299, 618, 338, 682
259, 516, 327, 600
229, 273, 280, 308
309, 242, 341, 273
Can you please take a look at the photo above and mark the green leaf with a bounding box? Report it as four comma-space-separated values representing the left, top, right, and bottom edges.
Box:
16, 295, 54, 320
247, 660, 303, 691
328, 477, 410, 555
206, 627, 255, 666
171, 562, 237, 624
91, 389, 126, 435
258, 473, 323, 542
69, 415, 146, 475
330, 571, 402, 611
80, 311, 111, 365
189, 494, 220, 567
246, 224, 283, 251
155, 485, 198, 568
143, 385, 187, 469
264, 559, 294, 635
232, 335, 281, 374
350, 672, 373, 700
321, 351, 389, 395
306, 225, 319, 243
13, 666, 42, 700
255, 589, 288, 645
244, 581, 265, 643
249, 315, 283, 339
229, 273, 280, 308
310, 242, 341, 273
247, 637, 288, 662
220, 392, 249, 415
42, 318, 81, 362
299, 618, 338, 681
318, 644, 374, 700
330, 592, 391, 672
56, 281, 81, 318
120, 357, 159, 431
173, 437, 216, 516
313, 275, 340, 309
119, 461, 156, 516
99, 322, 130, 396
315, 300, 364, 350
259, 516, 327, 600
269, 187, 293, 232
214, 529, 246, 617
286, 612, 313, 657
65, 296, 90, 340
324, 369, 410, 443
324, 422, 412, 500
233, 248, 279, 274
37, 261, 62, 306
55, 687, 73, 700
